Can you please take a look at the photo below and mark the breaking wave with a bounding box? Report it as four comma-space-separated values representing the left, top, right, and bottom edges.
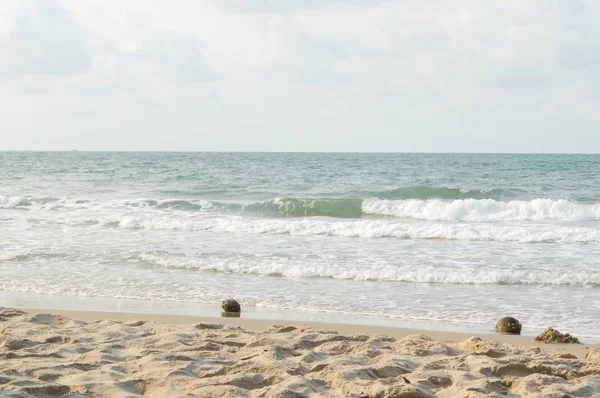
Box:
108, 216, 600, 243
245, 197, 600, 221
3, 194, 600, 222
137, 253, 600, 286
362, 198, 600, 222
244, 198, 364, 218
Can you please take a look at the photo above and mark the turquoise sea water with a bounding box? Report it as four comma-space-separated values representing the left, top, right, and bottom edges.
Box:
1, 152, 599, 339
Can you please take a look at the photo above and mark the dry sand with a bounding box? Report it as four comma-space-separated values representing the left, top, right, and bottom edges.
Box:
0, 307, 599, 397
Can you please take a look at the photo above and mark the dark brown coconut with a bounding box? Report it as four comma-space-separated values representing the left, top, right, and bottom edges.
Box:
495, 317, 522, 334
221, 299, 241, 313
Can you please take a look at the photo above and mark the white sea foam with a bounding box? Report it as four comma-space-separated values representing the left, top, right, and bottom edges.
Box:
104, 215, 600, 243
136, 253, 600, 286
362, 198, 600, 222
0, 195, 25, 208
0, 250, 30, 262
0, 195, 216, 211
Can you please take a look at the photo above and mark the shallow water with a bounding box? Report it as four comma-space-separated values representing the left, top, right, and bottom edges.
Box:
1, 152, 599, 340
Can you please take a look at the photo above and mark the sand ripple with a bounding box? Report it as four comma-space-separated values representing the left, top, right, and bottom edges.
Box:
0, 309, 599, 397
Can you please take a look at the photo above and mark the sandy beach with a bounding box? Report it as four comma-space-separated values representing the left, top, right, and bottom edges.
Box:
4, 0, 600, 394
0, 308, 598, 397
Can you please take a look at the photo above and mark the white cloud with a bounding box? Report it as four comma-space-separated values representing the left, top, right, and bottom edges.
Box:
0, 0, 599, 152
212, 0, 390, 14
0, 0, 91, 76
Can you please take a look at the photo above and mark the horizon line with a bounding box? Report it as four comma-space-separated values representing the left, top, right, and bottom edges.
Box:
1, 150, 599, 155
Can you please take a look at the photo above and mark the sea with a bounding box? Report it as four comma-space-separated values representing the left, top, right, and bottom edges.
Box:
1, 152, 599, 341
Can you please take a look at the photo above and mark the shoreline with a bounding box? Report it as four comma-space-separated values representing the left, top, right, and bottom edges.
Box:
17, 307, 596, 358
3, 290, 598, 344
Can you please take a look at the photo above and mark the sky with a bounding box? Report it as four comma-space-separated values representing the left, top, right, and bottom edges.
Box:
0, 0, 599, 152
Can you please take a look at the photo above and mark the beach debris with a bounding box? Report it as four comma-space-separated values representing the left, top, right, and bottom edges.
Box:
534, 328, 581, 344
495, 317, 522, 334
585, 349, 600, 361
221, 299, 241, 317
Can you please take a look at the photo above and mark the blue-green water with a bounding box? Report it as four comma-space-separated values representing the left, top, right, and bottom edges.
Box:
1, 152, 600, 339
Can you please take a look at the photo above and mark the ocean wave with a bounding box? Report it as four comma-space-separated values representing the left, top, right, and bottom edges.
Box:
362, 198, 600, 222
4, 194, 600, 223
0, 195, 59, 208
0, 250, 31, 262
0, 195, 363, 217
365, 186, 514, 200
0, 195, 217, 212
0, 195, 89, 209
109, 216, 600, 243
242, 197, 600, 221
243, 198, 364, 218
137, 253, 600, 286
0, 250, 71, 263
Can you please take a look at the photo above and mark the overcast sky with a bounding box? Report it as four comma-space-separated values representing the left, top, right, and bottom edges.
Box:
1, 0, 599, 152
